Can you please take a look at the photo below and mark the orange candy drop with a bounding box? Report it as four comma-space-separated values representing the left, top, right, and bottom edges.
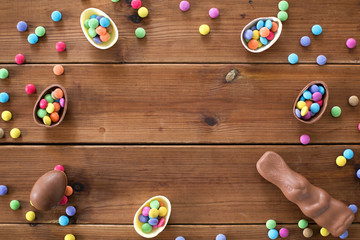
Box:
50, 112, 59, 123
248, 39, 259, 50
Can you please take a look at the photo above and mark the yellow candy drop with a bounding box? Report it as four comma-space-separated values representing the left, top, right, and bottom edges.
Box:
199, 24, 210, 35
320, 227, 329, 237
46, 103, 55, 114
149, 208, 159, 218
301, 106, 308, 116
159, 206, 167, 217
296, 101, 306, 110
26, 211, 36, 221
252, 30, 259, 40
336, 156, 347, 167
10, 128, 21, 138
1, 110, 12, 121
257, 40, 263, 48
64, 234, 76, 240
43, 115, 52, 126
138, 7, 148, 18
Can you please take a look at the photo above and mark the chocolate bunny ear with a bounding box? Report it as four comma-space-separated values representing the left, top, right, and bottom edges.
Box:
257, 151, 354, 237
30, 170, 67, 211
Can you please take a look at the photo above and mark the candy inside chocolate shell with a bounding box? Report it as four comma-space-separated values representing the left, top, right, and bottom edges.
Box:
30, 170, 67, 211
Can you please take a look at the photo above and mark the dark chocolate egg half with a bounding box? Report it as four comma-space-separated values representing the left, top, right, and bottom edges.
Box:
30, 170, 67, 211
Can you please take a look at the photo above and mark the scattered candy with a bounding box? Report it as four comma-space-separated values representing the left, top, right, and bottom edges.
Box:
135, 27, 146, 38
331, 106, 341, 117
339, 230, 348, 239
298, 219, 308, 229
10, 200, 20, 210
0, 68, 8, 79
179, 0, 190, 11
357, 169, 360, 179
10, 128, 21, 139
54, 165, 65, 171
17, 21, 28, 32
138, 7, 148, 18
336, 156, 346, 167
288, 53, 298, 64
26, 211, 36, 221
348, 95, 359, 107
59, 215, 69, 226
60, 196, 68, 205
35, 26, 46, 37
346, 38, 356, 49
64, 234, 76, 240
300, 134, 310, 145
0, 185, 8, 195
268, 229, 278, 240
53, 64, 64, 75
131, 0, 142, 9
56, 41, 66, 52
278, 1, 288, 11
348, 204, 358, 214
66, 206, 76, 216
0, 92, 9, 103
279, 228, 289, 238
15, 54, 25, 64
343, 149, 354, 160
312, 25, 322, 35
25, 84, 36, 94
51, 11, 62, 22
28, 33, 38, 44
175, 237, 185, 240
320, 227, 329, 237
316, 55, 327, 65
300, 36, 311, 47
139, 200, 168, 234
209, 8, 219, 19
303, 228, 313, 238
216, 234, 226, 240
0, 128, 3, 138
65, 185, 73, 196
2, 110, 12, 121
199, 24, 210, 35
277, 11, 288, 21
266, 219, 276, 229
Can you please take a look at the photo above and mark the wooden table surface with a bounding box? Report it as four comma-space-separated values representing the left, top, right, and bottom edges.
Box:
0, 0, 359, 239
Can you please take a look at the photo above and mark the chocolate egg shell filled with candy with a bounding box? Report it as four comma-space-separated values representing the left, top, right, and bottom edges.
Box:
30, 170, 67, 211
293, 81, 329, 124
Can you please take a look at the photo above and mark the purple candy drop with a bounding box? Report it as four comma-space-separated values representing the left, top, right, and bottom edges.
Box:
93, 36, 102, 44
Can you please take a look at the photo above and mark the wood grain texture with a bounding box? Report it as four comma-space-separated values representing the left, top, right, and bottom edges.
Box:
0, 64, 360, 143
1, 224, 360, 240
1, 0, 360, 63
0, 146, 358, 224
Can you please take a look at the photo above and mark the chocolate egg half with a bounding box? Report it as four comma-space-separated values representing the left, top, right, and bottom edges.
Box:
30, 170, 67, 211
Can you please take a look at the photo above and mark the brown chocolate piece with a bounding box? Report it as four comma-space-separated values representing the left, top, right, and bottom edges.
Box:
30, 170, 67, 211
256, 151, 354, 237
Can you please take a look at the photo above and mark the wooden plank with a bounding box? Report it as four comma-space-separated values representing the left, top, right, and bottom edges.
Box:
0, 146, 358, 224
1, 0, 360, 63
1, 224, 359, 240
0, 64, 359, 143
